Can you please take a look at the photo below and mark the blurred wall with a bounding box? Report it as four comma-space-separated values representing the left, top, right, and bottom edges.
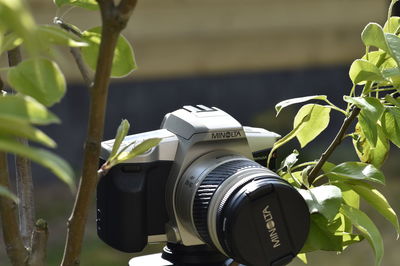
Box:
31, 0, 386, 80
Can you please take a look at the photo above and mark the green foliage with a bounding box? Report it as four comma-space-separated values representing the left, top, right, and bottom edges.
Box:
54, 0, 99, 11
327, 162, 385, 185
7, 58, 66, 107
0, 185, 19, 203
81, 27, 137, 77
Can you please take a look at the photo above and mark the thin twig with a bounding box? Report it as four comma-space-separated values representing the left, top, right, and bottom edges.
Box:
0, 152, 29, 265
61, 1, 139, 265
308, 107, 361, 184
8, 47, 36, 248
53, 18, 93, 88
28, 219, 49, 266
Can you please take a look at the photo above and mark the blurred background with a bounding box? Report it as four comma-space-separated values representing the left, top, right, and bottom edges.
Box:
1, 0, 399, 265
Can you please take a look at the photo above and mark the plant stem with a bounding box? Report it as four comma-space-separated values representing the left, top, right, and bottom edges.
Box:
61, 1, 138, 265
307, 107, 361, 184
28, 219, 49, 266
0, 152, 29, 266
8, 47, 35, 249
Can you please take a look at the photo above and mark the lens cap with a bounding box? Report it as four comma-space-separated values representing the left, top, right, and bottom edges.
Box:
217, 178, 310, 266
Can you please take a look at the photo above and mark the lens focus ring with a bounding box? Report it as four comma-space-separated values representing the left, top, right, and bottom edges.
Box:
192, 160, 262, 245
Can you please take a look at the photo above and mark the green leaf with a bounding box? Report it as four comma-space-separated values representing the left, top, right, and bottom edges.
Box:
362, 51, 396, 69
344, 96, 385, 147
340, 205, 384, 266
81, 27, 137, 77
381, 106, 400, 147
296, 253, 307, 264
301, 214, 343, 252
54, 0, 99, 11
349, 59, 385, 85
37, 25, 88, 47
278, 149, 299, 172
293, 104, 331, 148
0, 185, 19, 203
0, 32, 23, 54
327, 162, 385, 185
321, 161, 336, 173
384, 95, 400, 108
0, 116, 56, 147
361, 23, 388, 51
7, 58, 66, 107
347, 181, 399, 235
109, 119, 130, 159
334, 182, 360, 209
385, 33, 400, 66
353, 123, 390, 168
0, 95, 60, 125
342, 233, 364, 248
275, 95, 328, 116
383, 16, 400, 33
110, 138, 162, 167
0, 137, 75, 191
297, 185, 342, 221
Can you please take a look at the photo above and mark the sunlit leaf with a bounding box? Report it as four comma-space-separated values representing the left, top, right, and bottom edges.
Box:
54, 0, 99, 11
109, 119, 130, 159
385, 33, 400, 66
0, 185, 19, 203
327, 162, 385, 185
293, 104, 331, 148
349, 59, 385, 85
381, 106, 400, 147
340, 205, 384, 266
0, 32, 23, 54
279, 149, 299, 172
109, 138, 162, 167
361, 23, 388, 51
353, 123, 390, 168
0, 95, 60, 125
383, 16, 400, 33
297, 253, 307, 264
334, 182, 360, 209
81, 27, 137, 77
344, 96, 385, 147
275, 95, 328, 116
7, 58, 66, 107
0, 116, 55, 147
347, 181, 399, 235
0, 137, 74, 191
298, 185, 342, 221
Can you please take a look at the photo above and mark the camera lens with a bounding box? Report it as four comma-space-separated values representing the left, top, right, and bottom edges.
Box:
175, 153, 310, 266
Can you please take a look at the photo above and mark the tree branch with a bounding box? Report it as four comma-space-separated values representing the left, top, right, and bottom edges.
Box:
61, 1, 138, 265
28, 219, 49, 266
308, 107, 361, 184
0, 152, 29, 266
8, 47, 36, 249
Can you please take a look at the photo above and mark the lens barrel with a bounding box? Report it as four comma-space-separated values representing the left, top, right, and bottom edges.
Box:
176, 154, 310, 266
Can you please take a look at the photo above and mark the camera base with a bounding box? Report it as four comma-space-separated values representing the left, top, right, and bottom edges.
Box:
128, 243, 242, 266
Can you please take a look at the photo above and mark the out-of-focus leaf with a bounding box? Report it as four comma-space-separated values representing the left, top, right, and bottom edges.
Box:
344, 97, 384, 147
349, 59, 385, 85
293, 104, 331, 148
381, 106, 400, 147
81, 27, 137, 77
37, 25, 88, 47
0, 137, 74, 191
340, 205, 384, 266
110, 138, 162, 167
54, 0, 99, 10
0, 32, 23, 54
353, 123, 390, 168
275, 95, 328, 116
297, 253, 307, 264
7, 58, 66, 107
347, 181, 399, 235
301, 214, 343, 253
297, 185, 342, 221
0, 95, 60, 125
0, 116, 55, 147
0, 185, 19, 203
327, 162, 385, 185
385, 95, 400, 108
109, 119, 130, 159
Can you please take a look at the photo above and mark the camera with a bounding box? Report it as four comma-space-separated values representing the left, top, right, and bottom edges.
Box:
97, 105, 310, 266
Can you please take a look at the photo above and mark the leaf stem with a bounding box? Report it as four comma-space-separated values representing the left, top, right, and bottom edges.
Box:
307, 107, 361, 184
61, 1, 138, 265
291, 161, 317, 172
